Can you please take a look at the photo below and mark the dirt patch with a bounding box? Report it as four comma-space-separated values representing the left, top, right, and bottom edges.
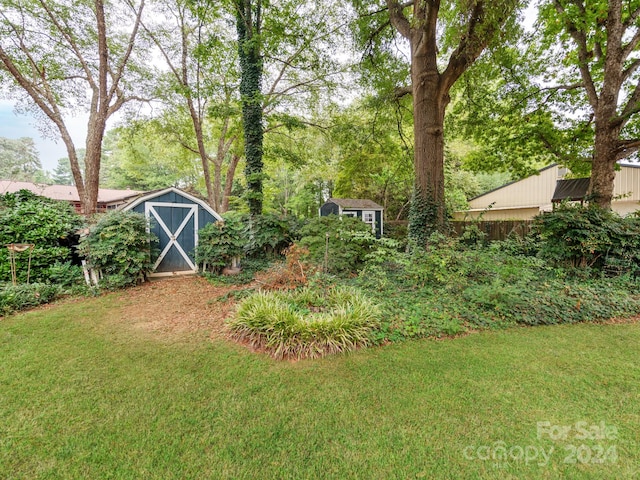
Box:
602, 315, 640, 325
113, 275, 251, 338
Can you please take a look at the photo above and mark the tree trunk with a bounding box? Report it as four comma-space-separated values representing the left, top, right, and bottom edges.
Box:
213, 161, 222, 211
588, 96, 622, 209
213, 117, 234, 212
588, 126, 618, 209
408, 34, 448, 244
187, 101, 215, 208
59, 128, 85, 209
82, 115, 107, 215
221, 154, 240, 213
236, 0, 264, 216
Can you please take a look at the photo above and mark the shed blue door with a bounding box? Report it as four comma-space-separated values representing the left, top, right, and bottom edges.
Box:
124, 187, 222, 274
146, 201, 198, 272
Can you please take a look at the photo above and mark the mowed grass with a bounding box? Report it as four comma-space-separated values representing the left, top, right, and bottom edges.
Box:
1, 295, 639, 479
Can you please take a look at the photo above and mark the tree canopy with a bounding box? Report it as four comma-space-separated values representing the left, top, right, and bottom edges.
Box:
5, 0, 640, 233
0, 0, 149, 213
0, 136, 44, 182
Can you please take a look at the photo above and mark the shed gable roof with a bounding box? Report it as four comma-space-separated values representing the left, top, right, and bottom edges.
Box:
122, 187, 222, 220
327, 198, 383, 210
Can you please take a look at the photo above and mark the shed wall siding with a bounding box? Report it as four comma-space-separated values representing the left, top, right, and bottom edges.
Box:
614, 166, 640, 201
612, 200, 640, 216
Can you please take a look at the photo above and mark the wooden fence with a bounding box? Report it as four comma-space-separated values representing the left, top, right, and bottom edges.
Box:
451, 220, 533, 241
385, 220, 533, 242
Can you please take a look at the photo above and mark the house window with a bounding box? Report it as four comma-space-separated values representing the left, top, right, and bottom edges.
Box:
362, 211, 375, 232
342, 211, 357, 218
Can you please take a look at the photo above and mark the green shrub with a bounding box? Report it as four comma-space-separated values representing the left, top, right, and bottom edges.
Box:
0, 283, 61, 316
228, 286, 381, 359
383, 221, 409, 246
78, 210, 156, 288
297, 215, 375, 274
196, 212, 246, 273
46, 262, 85, 288
353, 239, 640, 342
0, 190, 83, 283
532, 203, 640, 273
461, 277, 640, 327
197, 212, 298, 274
244, 213, 300, 257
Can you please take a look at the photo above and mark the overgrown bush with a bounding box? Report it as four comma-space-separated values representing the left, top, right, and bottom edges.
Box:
244, 213, 300, 257
461, 277, 640, 327
384, 221, 409, 246
78, 210, 156, 288
532, 203, 640, 273
0, 283, 61, 316
297, 215, 375, 274
0, 190, 83, 284
46, 262, 85, 288
352, 237, 640, 343
196, 212, 246, 273
197, 212, 299, 274
228, 286, 381, 359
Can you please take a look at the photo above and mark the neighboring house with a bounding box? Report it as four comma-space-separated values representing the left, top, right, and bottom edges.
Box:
122, 187, 222, 276
454, 164, 640, 220
320, 198, 384, 238
0, 180, 140, 212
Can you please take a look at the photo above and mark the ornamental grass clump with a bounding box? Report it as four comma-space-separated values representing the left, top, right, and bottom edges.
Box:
228, 287, 380, 360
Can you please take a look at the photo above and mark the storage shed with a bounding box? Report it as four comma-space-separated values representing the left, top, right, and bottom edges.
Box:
123, 187, 222, 275
320, 198, 384, 238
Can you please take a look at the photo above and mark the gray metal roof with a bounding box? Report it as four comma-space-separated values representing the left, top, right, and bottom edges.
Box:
552, 178, 590, 202
326, 198, 384, 210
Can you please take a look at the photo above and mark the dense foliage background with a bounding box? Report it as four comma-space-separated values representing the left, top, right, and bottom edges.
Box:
0, 190, 83, 284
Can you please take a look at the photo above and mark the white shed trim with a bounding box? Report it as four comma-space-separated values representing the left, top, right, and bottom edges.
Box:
122, 186, 223, 221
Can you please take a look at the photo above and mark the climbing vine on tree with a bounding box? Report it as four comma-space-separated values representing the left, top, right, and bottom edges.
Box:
235, 0, 265, 215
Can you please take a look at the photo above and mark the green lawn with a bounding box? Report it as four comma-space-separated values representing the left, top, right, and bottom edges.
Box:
1, 295, 639, 479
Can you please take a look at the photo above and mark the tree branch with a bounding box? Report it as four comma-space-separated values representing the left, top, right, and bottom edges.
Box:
622, 58, 640, 83
386, 0, 412, 39
394, 85, 412, 98
615, 138, 640, 160
615, 76, 640, 127
622, 27, 640, 59
442, 1, 495, 93
362, 0, 413, 18
554, 0, 599, 109
624, 5, 640, 27
107, 0, 146, 103
33, 0, 97, 92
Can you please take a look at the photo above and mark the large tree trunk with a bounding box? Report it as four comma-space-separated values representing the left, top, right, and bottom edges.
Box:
384, 1, 518, 245
212, 117, 234, 212
82, 114, 108, 215
588, 126, 619, 209
236, 0, 264, 216
408, 32, 448, 243
588, 80, 623, 209
83, 137, 103, 215
59, 128, 85, 210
